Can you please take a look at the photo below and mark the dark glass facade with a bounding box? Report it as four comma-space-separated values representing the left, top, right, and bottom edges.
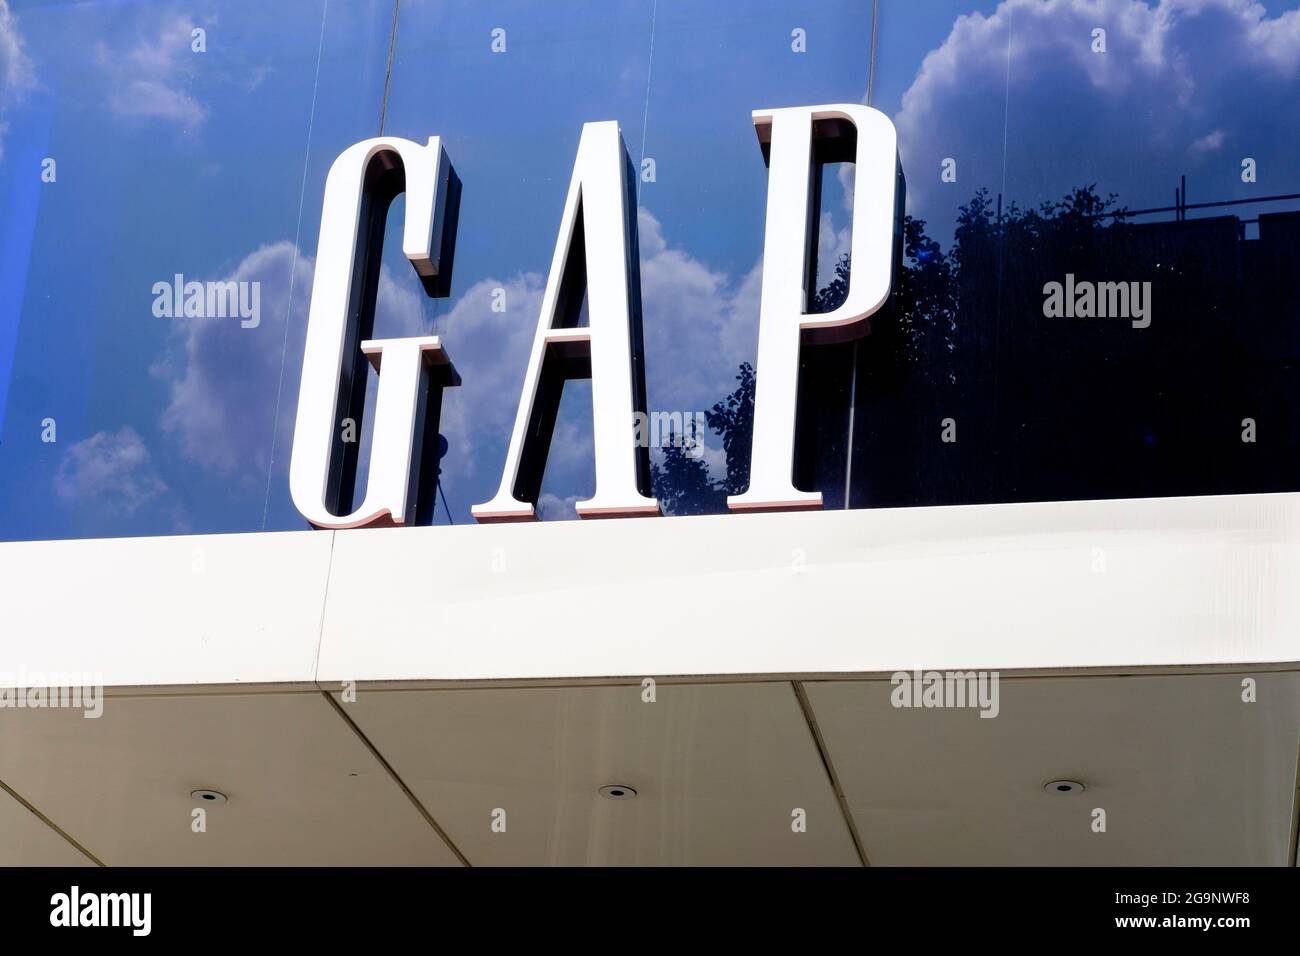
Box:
1, 0, 1296, 539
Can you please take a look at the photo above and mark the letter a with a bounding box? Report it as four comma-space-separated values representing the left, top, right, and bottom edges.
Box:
473, 122, 658, 521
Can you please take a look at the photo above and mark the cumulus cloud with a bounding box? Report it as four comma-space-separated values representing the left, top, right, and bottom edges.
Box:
1191, 129, 1225, 152
890, 0, 1300, 237
535, 492, 579, 520
647, 437, 729, 486
96, 15, 208, 129
54, 427, 168, 515
817, 209, 852, 274
152, 206, 762, 520
637, 208, 759, 414
155, 241, 315, 485
0, 0, 35, 161
432, 208, 761, 490
152, 238, 526, 509
697, 439, 728, 484
424, 271, 547, 485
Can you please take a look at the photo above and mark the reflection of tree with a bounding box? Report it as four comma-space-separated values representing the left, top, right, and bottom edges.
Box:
649, 367, 751, 514
652, 183, 1297, 514
899, 213, 956, 379
704, 362, 754, 496
650, 426, 724, 515
813, 253, 850, 313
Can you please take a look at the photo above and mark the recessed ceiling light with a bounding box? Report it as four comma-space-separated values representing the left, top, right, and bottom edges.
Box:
1044, 779, 1085, 794
598, 784, 637, 800
190, 789, 228, 805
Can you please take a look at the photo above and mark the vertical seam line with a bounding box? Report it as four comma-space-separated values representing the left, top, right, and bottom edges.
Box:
379, 0, 402, 135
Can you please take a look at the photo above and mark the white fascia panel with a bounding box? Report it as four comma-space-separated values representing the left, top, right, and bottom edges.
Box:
316, 492, 1300, 683
3, 495, 1298, 689
0, 531, 332, 688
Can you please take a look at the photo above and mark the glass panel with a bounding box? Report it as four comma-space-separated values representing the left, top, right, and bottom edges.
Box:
376, 0, 658, 522
0, 0, 394, 540
6, 1, 1292, 541
379, 0, 875, 521
855, 0, 1300, 507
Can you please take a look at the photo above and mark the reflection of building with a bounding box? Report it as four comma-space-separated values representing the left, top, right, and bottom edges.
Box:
799, 198, 1300, 511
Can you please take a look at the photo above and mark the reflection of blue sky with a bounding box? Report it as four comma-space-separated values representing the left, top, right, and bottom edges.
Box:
878, 0, 1300, 242
0, 0, 1296, 540
0, 0, 395, 539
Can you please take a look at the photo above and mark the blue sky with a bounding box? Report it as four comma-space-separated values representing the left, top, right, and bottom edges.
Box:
0, 0, 1297, 540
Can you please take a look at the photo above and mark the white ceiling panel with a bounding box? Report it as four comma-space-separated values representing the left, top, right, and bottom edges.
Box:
336, 681, 861, 865
0, 692, 462, 866
0, 783, 94, 866
807, 673, 1300, 865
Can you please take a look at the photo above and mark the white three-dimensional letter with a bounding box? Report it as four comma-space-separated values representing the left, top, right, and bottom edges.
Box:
290, 137, 458, 528
730, 105, 899, 511
473, 121, 658, 521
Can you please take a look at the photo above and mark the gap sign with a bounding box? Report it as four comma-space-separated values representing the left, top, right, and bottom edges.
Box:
290, 104, 901, 528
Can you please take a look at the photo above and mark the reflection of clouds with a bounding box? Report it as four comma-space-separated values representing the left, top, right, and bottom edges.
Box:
148, 236, 520, 500
536, 492, 579, 520
0, 0, 35, 160
154, 205, 766, 519
439, 208, 762, 491
698, 440, 727, 483
637, 208, 759, 414
1191, 129, 1225, 153
155, 239, 432, 487
891, 0, 1300, 235
648, 440, 728, 485
95, 15, 208, 129
155, 241, 312, 486
54, 427, 167, 515
431, 272, 546, 486
818, 210, 851, 274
